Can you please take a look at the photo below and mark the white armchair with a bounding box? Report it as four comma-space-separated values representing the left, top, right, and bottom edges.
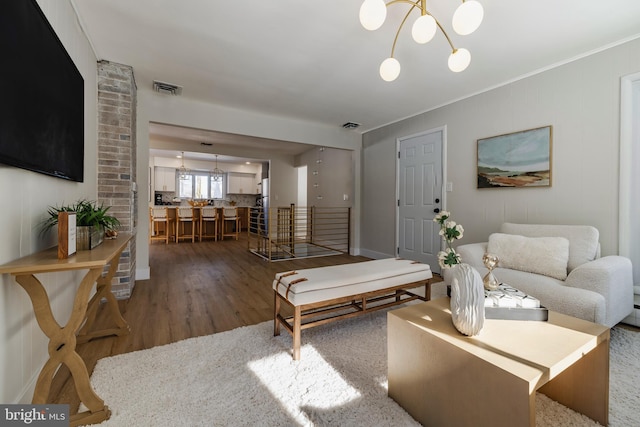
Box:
454, 223, 634, 327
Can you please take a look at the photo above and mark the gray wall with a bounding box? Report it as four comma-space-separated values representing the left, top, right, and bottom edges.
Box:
361, 37, 640, 259
297, 146, 353, 208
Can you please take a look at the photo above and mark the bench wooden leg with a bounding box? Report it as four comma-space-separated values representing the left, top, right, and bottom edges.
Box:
273, 290, 281, 336
293, 306, 302, 361
273, 277, 431, 360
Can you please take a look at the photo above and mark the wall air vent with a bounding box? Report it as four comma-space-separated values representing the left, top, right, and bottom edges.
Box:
152, 80, 183, 96
342, 122, 361, 129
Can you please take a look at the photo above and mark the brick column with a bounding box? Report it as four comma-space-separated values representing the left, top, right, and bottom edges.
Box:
97, 61, 137, 298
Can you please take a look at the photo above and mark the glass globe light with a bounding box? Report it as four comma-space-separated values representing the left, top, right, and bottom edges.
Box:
452, 0, 484, 35
359, 0, 387, 31
411, 14, 437, 44
379, 57, 401, 81
448, 48, 471, 72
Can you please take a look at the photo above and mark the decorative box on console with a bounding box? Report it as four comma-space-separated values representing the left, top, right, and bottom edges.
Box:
484, 284, 549, 321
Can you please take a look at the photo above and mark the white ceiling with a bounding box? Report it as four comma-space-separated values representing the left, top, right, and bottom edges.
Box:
72, 0, 640, 161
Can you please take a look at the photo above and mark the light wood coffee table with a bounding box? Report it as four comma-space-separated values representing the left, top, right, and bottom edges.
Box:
388, 298, 609, 427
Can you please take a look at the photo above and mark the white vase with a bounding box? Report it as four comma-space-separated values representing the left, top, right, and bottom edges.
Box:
449, 263, 485, 336
442, 267, 453, 297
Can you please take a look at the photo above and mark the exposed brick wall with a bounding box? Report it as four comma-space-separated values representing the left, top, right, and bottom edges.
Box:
97, 61, 137, 299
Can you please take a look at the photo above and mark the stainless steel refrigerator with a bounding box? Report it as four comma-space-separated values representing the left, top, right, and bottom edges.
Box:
260, 178, 269, 234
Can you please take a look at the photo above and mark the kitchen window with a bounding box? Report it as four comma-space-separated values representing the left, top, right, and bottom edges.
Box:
177, 172, 225, 199
210, 176, 223, 199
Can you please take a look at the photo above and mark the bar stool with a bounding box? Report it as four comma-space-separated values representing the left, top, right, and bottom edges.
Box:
222, 207, 240, 240
199, 206, 218, 241
149, 207, 174, 244
176, 206, 197, 243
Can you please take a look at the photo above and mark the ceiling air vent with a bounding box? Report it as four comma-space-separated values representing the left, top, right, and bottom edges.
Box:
342, 122, 360, 130
152, 80, 183, 96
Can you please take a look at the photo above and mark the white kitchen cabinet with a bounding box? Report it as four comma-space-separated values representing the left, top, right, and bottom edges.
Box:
154, 167, 176, 192
227, 172, 257, 194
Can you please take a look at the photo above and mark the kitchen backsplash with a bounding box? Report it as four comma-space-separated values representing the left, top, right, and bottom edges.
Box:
155, 191, 257, 207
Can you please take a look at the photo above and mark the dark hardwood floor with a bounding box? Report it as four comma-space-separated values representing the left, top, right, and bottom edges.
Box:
51, 235, 371, 411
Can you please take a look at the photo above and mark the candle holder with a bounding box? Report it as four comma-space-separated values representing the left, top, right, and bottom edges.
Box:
482, 253, 500, 291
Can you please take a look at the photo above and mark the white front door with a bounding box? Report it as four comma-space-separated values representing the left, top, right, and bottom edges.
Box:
397, 128, 444, 272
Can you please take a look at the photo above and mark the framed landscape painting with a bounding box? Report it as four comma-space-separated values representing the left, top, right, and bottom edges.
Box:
477, 126, 552, 188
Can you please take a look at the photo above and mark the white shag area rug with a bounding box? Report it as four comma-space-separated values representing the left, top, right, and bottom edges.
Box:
88, 307, 639, 426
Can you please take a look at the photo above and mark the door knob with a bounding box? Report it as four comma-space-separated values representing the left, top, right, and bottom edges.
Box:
434, 208, 440, 213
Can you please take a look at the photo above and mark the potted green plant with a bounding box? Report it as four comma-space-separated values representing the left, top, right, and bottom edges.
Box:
433, 210, 464, 297
433, 210, 464, 269
40, 199, 121, 250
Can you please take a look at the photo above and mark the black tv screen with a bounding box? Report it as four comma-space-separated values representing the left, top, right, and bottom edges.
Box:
0, 0, 84, 182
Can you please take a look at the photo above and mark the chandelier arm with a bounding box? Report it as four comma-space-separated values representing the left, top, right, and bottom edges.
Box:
434, 18, 456, 52
384, 0, 456, 55
389, 3, 419, 57
386, 0, 423, 9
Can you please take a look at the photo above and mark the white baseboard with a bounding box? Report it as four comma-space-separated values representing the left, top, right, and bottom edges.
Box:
622, 308, 640, 327
14, 354, 49, 404
136, 266, 150, 281
358, 248, 395, 260
622, 294, 640, 326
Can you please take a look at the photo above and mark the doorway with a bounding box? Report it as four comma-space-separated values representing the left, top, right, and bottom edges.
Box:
620, 72, 640, 291
297, 165, 308, 240
396, 127, 445, 272
297, 165, 307, 207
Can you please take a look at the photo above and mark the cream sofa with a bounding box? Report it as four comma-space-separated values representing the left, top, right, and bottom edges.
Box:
454, 223, 634, 327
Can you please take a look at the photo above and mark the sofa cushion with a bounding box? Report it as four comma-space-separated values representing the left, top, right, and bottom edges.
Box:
272, 258, 432, 306
487, 233, 570, 280
500, 223, 599, 271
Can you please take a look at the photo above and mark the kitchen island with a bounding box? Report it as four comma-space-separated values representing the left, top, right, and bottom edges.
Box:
150, 205, 251, 242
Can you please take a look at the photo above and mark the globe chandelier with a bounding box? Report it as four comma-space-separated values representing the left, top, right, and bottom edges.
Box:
178, 151, 190, 180
210, 154, 224, 182
359, 0, 484, 81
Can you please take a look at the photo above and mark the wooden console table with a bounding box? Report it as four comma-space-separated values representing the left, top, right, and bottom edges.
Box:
0, 234, 132, 427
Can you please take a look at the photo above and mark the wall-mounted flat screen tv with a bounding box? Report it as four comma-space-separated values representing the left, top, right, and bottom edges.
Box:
0, 0, 84, 182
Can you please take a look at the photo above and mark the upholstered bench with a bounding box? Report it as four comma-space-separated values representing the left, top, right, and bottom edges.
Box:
273, 258, 433, 360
